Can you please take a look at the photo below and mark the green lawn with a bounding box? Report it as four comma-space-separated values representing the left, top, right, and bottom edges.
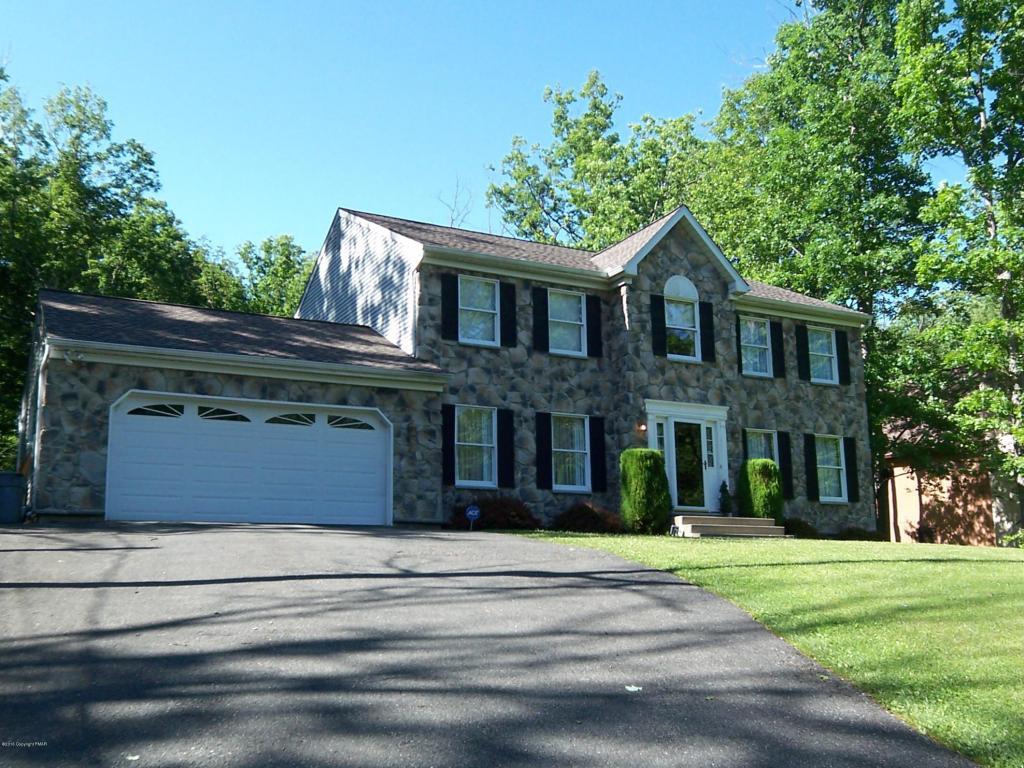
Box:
526, 533, 1024, 768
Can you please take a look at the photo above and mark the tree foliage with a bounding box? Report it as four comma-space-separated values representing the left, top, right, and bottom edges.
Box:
0, 69, 311, 468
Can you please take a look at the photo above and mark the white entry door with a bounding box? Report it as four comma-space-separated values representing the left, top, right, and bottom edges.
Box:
106, 391, 391, 525
646, 400, 729, 512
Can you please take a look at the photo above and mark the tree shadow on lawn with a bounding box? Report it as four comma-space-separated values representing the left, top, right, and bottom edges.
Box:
0, 562, 975, 768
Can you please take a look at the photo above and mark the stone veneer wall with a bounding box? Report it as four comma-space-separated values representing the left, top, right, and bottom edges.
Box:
418, 223, 875, 532
31, 359, 444, 522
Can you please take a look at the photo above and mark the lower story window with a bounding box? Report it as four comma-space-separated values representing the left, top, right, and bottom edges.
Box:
815, 434, 847, 502
552, 414, 590, 492
746, 430, 777, 462
455, 405, 496, 487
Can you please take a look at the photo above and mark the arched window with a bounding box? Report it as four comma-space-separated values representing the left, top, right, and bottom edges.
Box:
663, 276, 700, 361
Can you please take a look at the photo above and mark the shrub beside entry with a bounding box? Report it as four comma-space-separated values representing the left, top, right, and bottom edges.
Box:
550, 501, 624, 533
737, 459, 784, 523
619, 448, 672, 533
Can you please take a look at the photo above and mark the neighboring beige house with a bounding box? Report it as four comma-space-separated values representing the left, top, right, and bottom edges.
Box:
19, 205, 875, 531
885, 457, 1023, 546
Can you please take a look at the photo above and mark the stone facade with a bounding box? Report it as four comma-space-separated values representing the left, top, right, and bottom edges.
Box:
31, 359, 444, 522
417, 222, 874, 532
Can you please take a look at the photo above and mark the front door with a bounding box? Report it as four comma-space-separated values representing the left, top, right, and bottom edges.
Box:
673, 421, 706, 507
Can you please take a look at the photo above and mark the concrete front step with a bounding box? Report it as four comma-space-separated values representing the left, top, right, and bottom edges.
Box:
675, 515, 778, 527
672, 515, 786, 539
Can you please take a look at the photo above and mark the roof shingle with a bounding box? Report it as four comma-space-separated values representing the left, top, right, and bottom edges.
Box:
39, 290, 443, 374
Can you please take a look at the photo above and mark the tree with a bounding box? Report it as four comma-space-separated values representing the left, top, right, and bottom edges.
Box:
237, 235, 314, 316
894, 0, 1024, 480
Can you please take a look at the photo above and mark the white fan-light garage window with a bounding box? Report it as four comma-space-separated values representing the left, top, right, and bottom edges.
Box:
266, 413, 315, 426
198, 406, 250, 422
127, 403, 184, 418
328, 415, 375, 430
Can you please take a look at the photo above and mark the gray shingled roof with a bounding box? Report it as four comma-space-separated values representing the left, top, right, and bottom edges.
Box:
347, 208, 862, 317
743, 281, 865, 316
39, 290, 443, 374
345, 209, 598, 271
589, 209, 679, 271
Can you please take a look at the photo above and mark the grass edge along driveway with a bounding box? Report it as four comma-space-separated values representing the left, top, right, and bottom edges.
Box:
524, 534, 1024, 768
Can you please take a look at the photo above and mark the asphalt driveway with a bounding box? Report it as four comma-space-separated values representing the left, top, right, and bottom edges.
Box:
0, 524, 972, 768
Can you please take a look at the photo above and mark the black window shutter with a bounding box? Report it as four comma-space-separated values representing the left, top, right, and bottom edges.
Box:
836, 330, 851, 385
735, 316, 744, 374
699, 301, 716, 363
532, 287, 549, 353
650, 294, 667, 357
442, 404, 455, 486
843, 436, 859, 503
741, 428, 750, 462
497, 408, 515, 488
535, 412, 552, 490
589, 416, 607, 492
796, 325, 811, 381
778, 431, 794, 500
586, 295, 602, 358
771, 321, 786, 378
440, 274, 458, 341
500, 282, 517, 347
803, 433, 819, 502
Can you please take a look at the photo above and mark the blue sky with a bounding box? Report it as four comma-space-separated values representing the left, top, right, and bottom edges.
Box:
3, 0, 800, 255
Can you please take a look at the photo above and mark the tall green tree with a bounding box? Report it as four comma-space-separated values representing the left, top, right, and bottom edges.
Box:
894, 0, 1024, 480
237, 235, 314, 316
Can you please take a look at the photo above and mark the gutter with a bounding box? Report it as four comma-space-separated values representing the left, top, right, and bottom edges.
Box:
45, 337, 448, 393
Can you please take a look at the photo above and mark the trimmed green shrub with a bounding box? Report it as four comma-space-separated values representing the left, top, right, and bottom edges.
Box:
784, 517, 819, 539
836, 525, 886, 541
736, 459, 784, 523
448, 496, 541, 530
619, 448, 672, 534
550, 501, 624, 533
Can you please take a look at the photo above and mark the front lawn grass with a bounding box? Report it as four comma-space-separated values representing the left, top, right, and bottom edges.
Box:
526, 534, 1024, 768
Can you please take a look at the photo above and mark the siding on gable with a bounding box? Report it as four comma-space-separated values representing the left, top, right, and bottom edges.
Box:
296, 211, 421, 354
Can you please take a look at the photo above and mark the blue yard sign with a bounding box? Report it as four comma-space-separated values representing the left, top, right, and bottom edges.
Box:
465, 504, 481, 530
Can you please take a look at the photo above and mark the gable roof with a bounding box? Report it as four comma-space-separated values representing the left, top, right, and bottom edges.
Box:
344, 209, 597, 271
339, 207, 866, 323
38, 290, 443, 375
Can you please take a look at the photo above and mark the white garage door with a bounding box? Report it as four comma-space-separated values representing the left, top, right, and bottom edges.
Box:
106, 392, 391, 525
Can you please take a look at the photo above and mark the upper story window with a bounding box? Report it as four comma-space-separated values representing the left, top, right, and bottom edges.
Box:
740, 316, 772, 377
548, 289, 586, 357
664, 275, 700, 362
552, 413, 590, 492
455, 405, 496, 488
458, 276, 499, 347
808, 327, 838, 384
815, 434, 847, 502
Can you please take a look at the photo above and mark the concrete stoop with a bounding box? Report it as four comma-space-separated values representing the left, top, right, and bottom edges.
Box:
671, 514, 787, 539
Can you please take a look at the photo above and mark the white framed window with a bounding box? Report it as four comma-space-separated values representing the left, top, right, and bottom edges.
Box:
551, 413, 590, 492
665, 298, 700, 361
458, 276, 499, 347
654, 420, 666, 454
704, 425, 716, 468
746, 429, 778, 462
815, 434, 847, 503
808, 326, 838, 384
740, 316, 772, 377
455, 405, 497, 488
548, 290, 586, 356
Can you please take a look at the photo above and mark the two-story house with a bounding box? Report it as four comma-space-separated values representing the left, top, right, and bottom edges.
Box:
17, 205, 873, 532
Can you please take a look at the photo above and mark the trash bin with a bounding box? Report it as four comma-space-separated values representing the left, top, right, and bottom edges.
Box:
0, 472, 26, 524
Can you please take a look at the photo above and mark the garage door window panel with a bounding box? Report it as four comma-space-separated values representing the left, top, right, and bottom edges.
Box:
266, 413, 315, 426
328, 415, 375, 430
198, 406, 250, 422
128, 403, 184, 418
